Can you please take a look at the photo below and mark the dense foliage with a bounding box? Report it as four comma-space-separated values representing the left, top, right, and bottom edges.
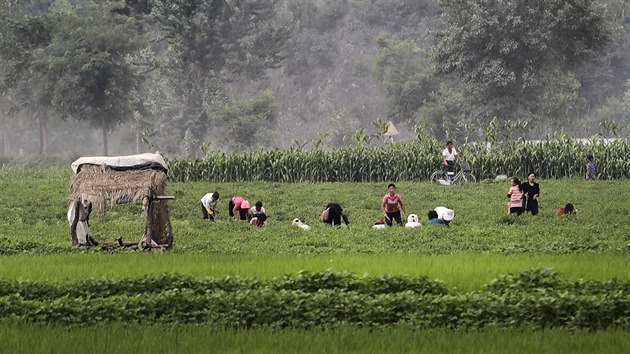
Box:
169, 135, 629, 182
1, 0, 630, 157
0, 270, 629, 329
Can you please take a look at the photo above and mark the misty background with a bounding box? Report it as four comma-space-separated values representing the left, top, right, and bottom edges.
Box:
0, 0, 628, 161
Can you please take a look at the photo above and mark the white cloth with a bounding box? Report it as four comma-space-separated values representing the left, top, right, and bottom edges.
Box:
405, 214, 421, 228
292, 218, 311, 230
434, 206, 455, 221
71, 153, 168, 174
442, 147, 458, 162
67, 202, 91, 244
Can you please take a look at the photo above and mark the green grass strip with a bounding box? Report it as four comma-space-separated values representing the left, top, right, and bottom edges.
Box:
1, 322, 629, 354
2, 253, 629, 290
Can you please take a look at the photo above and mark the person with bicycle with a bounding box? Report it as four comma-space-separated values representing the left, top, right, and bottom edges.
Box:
442, 140, 462, 183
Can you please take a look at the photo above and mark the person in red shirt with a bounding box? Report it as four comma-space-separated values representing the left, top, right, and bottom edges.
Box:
556, 203, 576, 216
381, 183, 408, 226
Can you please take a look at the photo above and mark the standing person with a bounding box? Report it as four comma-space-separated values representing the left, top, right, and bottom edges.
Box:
381, 183, 408, 226
200, 191, 220, 220
321, 201, 350, 227
586, 155, 597, 180
506, 177, 524, 215
248, 201, 266, 221
228, 196, 249, 220
442, 140, 461, 183
521, 172, 540, 216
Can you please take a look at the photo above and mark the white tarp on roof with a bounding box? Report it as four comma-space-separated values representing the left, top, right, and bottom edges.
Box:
71, 153, 168, 174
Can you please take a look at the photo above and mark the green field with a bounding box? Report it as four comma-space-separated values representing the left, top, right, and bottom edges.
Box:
1, 253, 629, 290
2, 323, 630, 354
1, 168, 629, 353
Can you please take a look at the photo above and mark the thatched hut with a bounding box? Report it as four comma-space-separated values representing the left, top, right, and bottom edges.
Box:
67, 153, 173, 249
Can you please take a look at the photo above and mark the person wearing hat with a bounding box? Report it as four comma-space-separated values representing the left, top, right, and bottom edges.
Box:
434, 206, 454, 226
228, 196, 249, 220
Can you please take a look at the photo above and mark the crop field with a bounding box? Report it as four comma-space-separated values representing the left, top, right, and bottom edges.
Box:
1, 168, 630, 353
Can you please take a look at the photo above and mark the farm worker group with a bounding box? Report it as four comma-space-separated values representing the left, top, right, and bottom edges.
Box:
199, 140, 594, 228
199, 182, 455, 229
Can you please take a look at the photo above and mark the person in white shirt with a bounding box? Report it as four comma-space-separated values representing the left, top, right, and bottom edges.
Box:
434, 206, 455, 227
248, 201, 266, 221
442, 141, 461, 182
201, 191, 220, 220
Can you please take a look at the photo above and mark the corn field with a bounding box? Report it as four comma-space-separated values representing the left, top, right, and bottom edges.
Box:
168, 136, 630, 182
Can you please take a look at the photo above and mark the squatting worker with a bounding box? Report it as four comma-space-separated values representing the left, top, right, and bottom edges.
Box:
228, 196, 249, 220
321, 202, 350, 227
201, 191, 220, 220
247, 201, 266, 222
381, 183, 407, 226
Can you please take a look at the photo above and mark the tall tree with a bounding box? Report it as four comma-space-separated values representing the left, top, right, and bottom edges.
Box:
0, 3, 56, 155
29, 3, 146, 155
433, 0, 611, 122
373, 35, 438, 125
152, 0, 294, 146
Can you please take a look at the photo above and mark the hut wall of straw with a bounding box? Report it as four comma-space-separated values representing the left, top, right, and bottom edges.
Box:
69, 164, 173, 248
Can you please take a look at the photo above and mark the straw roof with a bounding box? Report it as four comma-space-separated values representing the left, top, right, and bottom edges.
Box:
69, 164, 167, 213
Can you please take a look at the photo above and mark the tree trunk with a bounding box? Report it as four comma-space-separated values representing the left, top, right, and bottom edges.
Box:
1, 124, 7, 156
37, 108, 48, 156
102, 127, 109, 155
41, 118, 48, 156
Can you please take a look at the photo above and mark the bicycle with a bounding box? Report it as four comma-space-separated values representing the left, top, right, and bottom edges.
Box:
430, 161, 477, 185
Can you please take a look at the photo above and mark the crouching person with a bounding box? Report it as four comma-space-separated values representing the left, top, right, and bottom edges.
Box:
201, 191, 220, 220
250, 212, 267, 227
321, 202, 350, 227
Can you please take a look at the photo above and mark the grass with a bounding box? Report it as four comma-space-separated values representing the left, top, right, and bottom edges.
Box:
1, 168, 630, 255
1, 253, 629, 290
1, 168, 630, 351
1, 322, 629, 354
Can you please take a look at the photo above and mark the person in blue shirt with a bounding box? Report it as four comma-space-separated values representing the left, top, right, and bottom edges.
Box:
427, 210, 445, 225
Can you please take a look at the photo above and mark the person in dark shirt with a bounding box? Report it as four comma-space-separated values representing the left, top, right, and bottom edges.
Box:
322, 202, 350, 227
521, 172, 540, 216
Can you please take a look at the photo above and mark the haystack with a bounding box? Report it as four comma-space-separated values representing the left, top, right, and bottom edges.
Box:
68, 153, 173, 249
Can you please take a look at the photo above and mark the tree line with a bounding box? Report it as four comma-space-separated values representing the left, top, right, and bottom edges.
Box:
0, 0, 628, 158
